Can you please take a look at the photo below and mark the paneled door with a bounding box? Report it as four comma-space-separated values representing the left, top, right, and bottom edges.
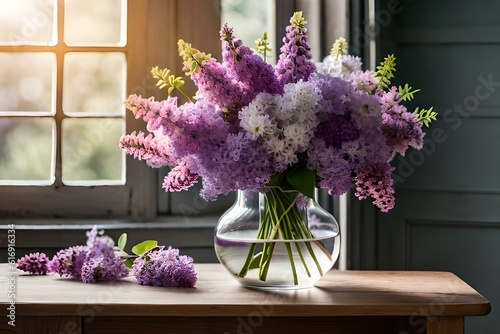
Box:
375, 1, 500, 333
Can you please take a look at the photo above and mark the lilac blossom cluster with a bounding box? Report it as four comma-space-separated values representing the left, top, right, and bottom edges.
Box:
49, 226, 129, 283
17, 252, 50, 275
120, 12, 425, 212
17, 227, 198, 288
17, 226, 129, 283
132, 246, 197, 288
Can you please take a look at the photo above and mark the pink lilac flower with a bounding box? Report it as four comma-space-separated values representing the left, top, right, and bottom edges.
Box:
17, 252, 50, 275
378, 86, 401, 112
349, 70, 379, 93
119, 131, 176, 168
354, 164, 395, 212
133, 246, 197, 287
162, 161, 199, 192
124, 94, 179, 132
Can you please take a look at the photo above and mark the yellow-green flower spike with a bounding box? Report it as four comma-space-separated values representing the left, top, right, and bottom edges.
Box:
291, 11, 307, 29
151, 66, 191, 102
177, 39, 211, 76
255, 32, 272, 62
330, 37, 348, 57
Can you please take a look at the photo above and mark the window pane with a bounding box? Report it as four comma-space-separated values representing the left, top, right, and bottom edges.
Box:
0, 0, 56, 46
64, 0, 126, 46
0, 117, 55, 184
63, 52, 126, 116
0, 52, 56, 116
61, 118, 125, 185
221, 0, 275, 63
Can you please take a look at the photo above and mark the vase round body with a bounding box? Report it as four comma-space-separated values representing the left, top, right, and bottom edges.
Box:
214, 188, 340, 289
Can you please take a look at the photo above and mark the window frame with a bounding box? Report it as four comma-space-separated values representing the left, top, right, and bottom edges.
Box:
0, 0, 223, 220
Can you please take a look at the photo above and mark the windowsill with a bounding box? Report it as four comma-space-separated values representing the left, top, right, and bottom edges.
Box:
0, 217, 218, 261
0, 216, 219, 229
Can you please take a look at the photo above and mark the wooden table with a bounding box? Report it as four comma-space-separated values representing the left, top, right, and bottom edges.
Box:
0, 263, 490, 334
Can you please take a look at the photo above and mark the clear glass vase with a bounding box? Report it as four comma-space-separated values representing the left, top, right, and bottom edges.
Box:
214, 188, 341, 289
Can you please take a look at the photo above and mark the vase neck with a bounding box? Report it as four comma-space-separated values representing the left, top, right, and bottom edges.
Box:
236, 190, 259, 207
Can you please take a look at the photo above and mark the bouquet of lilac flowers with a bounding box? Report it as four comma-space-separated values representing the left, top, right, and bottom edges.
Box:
120, 12, 434, 284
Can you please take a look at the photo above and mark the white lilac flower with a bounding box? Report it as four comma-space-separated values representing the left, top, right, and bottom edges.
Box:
317, 54, 362, 79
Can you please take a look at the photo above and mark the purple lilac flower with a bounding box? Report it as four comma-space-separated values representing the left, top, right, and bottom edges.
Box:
49, 226, 129, 283
275, 14, 316, 86
86, 225, 117, 259
220, 24, 283, 104
189, 58, 243, 115
189, 132, 275, 200
81, 255, 129, 284
307, 140, 352, 196
133, 246, 197, 288
49, 245, 88, 279
314, 115, 359, 149
296, 193, 308, 209
310, 73, 354, 116
381, 104, 424, 156
17, 252, 50, 275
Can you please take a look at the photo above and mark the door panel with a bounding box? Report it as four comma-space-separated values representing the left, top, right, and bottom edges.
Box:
376, 1, 500, 333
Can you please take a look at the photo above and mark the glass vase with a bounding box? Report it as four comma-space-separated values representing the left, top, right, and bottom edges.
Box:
214, 188, 340, 289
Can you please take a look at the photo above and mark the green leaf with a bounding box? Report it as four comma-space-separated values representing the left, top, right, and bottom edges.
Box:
398, 83, 421, 101
124, 258, 134, 269
286, 164, 316, 199
375, 54, 396, 91
117, 233, 127, 252
413, 106, 437, 127
131, 240, 158, 256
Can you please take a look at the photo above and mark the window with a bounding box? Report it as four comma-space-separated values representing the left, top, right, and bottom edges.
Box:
0, 0, 224, 220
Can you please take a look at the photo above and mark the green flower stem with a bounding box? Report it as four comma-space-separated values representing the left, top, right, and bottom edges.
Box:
237, 187, 324, 284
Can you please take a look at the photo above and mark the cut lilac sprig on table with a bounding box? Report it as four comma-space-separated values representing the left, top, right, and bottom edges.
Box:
17, 252, 50, 275
116, 233, 197, 288
48, 226, 129, 283
132, 246, 197, 288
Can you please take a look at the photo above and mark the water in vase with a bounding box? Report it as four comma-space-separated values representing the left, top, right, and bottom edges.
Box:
215, 230, 340, 289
